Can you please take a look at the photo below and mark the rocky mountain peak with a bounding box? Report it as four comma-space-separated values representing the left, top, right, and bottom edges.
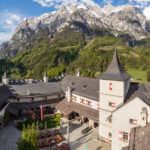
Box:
1, 3, 150, 58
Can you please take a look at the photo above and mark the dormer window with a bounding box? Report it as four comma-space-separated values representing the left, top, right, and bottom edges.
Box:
43, 96, 47, 100
14, 98, 19, 102
28, 97, 33, 102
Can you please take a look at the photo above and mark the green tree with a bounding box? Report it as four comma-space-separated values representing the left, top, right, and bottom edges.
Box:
147, 70, 150, 82
17, 123, 39, 150
17, 139, 36, 150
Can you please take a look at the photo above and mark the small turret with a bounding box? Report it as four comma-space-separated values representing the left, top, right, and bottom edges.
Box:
76, 68, 81, 77
141, 107, 148, 127
2, 71, 9, 85
43, 72, 49, 83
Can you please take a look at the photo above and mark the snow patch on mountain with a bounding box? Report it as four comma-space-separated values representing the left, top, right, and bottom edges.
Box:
1, 3, 150, 57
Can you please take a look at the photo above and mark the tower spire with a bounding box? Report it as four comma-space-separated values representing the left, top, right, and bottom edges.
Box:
100, 50, 131, 81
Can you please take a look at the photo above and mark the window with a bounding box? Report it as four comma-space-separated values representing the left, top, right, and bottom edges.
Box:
43, 96, 47, 100
109, 102, 112, 106
14, 98, 19, 102
87, 101, 91, 106
80, 98, 85, 104
108, 132, 112, 138
119, 131, 129, 142
28, 97, 33, 102
129, 119, 137, 125
108, 102, 116, 107
109, 117, 112, 123
129, 119, 133, 124
72, 96, 77, 101
123, 132, 128, 141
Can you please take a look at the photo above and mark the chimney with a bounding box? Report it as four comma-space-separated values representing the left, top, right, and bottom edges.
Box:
67, 87, 71, 103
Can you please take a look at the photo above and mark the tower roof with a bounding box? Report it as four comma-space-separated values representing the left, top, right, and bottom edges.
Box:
2, 71, 7, 79
44, 72, 48, 77
100, 50, 131, 81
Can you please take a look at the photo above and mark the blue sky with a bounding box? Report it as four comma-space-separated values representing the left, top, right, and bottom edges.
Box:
0, 0, 150, 44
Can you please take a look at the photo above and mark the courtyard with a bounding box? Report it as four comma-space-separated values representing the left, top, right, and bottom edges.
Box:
0, 118, 111, 150
60, 118, 111, 150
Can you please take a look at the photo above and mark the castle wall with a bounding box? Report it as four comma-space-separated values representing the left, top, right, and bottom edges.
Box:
99, 79, 125, 143
66, 91, 99, 111
112, 97, 150, 150
100, 80, 125, 98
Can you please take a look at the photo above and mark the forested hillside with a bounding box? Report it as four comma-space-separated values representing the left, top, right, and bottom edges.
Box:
1, 28, 150, 82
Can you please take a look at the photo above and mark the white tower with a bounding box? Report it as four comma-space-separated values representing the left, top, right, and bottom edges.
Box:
99, 50, 131, 142
2, 71, 9, 85
43, 72, 49, 83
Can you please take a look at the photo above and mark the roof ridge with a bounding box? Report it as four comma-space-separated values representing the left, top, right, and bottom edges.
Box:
65, 74, 98, 80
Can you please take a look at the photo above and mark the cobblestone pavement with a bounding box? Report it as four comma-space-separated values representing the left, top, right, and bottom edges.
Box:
60, 118, 111, 150
0, 119, 111, 150
0, 124, 22, 150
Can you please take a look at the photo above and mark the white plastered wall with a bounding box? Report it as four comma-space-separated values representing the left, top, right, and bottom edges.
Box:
112, 97, 150, 150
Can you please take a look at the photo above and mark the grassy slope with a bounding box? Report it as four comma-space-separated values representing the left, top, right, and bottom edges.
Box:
127, 69, 147, 82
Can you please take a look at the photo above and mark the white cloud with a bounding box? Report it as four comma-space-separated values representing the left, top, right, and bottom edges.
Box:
129, 0, 150, 8
0, 10, 23, 44
0, 32, 12, 44
6, 19, 13, 25
103, 0, 113, 5
80, 0, 96, 5
143, 5, 150, 19
32, 0, 96, 8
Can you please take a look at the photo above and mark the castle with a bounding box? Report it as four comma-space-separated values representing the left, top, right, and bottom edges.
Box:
0, 50, 150, 150
56, 50, 150, 150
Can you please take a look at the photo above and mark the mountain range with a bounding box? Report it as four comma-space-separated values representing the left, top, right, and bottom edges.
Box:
0, 3, 150, 57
